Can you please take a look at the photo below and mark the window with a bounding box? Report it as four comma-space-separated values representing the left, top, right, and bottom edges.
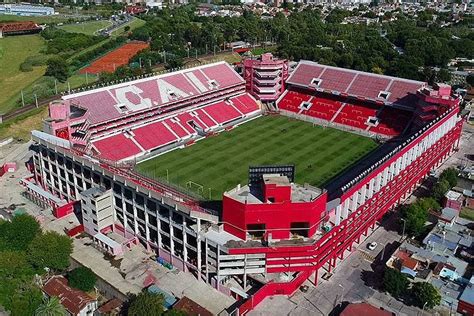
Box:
378, 91, 390, 100
146, 200, 156, 212
290, 222, 310, 238
310, 78, 322, 87
247, 224, 266, 239
300, 101, 311, 110
117, 104, 129, 113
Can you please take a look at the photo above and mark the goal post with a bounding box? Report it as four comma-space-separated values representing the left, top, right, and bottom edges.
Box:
186, 181, 204, 195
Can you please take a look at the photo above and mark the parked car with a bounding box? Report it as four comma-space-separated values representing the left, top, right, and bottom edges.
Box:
368, 242, 378, 251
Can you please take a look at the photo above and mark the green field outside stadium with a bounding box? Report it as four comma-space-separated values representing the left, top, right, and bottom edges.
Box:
136, 115, 378, 200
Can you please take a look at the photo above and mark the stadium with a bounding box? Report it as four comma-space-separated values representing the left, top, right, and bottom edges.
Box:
26, 55, 463, 314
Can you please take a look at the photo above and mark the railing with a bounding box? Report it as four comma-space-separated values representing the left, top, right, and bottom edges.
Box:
238, 270, 311, 315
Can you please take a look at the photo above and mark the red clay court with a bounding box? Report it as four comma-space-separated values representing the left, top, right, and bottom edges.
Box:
80, 41, 149, 74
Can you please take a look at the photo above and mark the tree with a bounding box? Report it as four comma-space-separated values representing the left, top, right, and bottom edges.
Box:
45, 57, 69, 83
68, 267, 96, 292
7, 284, 43, 316
28, 232, 73, 272
0, 250, 33, 279
127, 292, 165, 316
0, 214, 40, 251
383, 268, 409, 297
124, 25, 131, 32
411, 282, 441, 309
432, 179, 450, 202
439, 168, 458, 188
400, 203, 428, 236
35, 296, 66, 316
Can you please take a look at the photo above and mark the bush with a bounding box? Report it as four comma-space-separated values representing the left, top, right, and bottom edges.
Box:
19, 61, 33, 72
68, 267, 96, 292
45, 57, 69, 83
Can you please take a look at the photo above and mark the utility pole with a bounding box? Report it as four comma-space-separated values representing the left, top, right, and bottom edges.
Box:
54, 79, 58, 94
401, 218, 406, 240
34, 94, 38, 108
21, 90, 25, 107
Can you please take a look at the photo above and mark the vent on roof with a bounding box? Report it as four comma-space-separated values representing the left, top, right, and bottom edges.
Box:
117, 104, 129, 113
310, 78, 322, 87
167, 89, 177, 98
208, 80, 219, 89
378, 91, 390, 100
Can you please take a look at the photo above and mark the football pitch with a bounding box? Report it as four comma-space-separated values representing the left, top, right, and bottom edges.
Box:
136, 115, 378, 200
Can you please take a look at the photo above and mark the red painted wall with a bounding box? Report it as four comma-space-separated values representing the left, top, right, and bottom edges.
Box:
263, 183, 291, 203
53, 201, 75, 218
223, 191, 327, 240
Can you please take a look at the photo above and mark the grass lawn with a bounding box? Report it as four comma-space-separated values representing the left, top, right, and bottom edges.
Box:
251, 46, 277, 56
0, 107, 48, 141
0, 34, 45, 114
136, 115, 378, 200
460, 207, 474, 221
59, 20, 112, 35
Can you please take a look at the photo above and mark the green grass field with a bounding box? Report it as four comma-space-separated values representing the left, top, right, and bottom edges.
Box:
59, 20, 112, 35
136, 116, 378, 200
0, 34, 45, 114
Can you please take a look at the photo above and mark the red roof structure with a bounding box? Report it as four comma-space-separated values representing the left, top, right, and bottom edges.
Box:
340, 302, 393, 316
0, 21, 42, 36
172, 296, 213, 316
42, 276, 96, 316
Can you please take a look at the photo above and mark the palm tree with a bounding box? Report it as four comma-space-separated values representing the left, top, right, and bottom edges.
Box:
35, 296, 66, 316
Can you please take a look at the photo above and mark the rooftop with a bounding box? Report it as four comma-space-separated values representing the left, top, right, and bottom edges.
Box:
225, 181, 322, 204
287, 60, 425, 108
81, 186, 108, 199
62, 61, 244, 125
460, 285, 474, 305
172, 296, 213, 316
340, 302, 392, 316
42, 276, 96, 315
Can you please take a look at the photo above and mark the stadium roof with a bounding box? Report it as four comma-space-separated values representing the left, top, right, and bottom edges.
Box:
63, 61, 244, 125
287, 60, 425, 108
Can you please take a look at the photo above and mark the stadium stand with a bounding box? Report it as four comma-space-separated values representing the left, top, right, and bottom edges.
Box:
132, 121, 178, 151
203, 101, 241, 124
90, 94, 260, 160
93, 134, 142, 161
277, 60, 426, 137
